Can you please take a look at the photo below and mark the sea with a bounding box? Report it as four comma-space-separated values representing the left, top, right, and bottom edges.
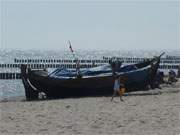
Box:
0, 49, 179, 101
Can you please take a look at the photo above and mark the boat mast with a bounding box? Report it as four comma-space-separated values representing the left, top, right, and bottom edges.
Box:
68, 41, 81, 77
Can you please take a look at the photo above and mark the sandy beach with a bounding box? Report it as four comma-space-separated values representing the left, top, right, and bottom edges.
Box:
0, 80, 180, 135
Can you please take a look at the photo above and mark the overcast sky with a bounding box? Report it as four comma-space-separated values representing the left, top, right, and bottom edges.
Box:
1, 0, 179, 50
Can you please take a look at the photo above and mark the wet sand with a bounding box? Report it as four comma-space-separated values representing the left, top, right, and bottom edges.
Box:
0, 80, 180, 135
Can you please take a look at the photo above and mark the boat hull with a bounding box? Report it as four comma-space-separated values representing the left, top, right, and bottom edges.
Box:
21, 53, 163, 100
21, 65, 153, 100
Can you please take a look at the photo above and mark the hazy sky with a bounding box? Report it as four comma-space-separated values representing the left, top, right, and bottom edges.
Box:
1, 0, 180, 50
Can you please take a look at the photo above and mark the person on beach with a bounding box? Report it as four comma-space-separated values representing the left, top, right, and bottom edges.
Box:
111, 76, 124, 102
76, 60, 82, 78
177, 65, 180, 78
110, 60, 122, 76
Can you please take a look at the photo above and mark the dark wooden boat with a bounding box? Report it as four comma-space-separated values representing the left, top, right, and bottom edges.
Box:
21, 53, 164, 101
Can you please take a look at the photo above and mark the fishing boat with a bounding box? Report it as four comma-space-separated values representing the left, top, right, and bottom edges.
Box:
21, 53, 164, 100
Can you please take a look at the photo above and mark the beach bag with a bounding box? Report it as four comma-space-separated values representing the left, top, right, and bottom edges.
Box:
119, 87, 126, 96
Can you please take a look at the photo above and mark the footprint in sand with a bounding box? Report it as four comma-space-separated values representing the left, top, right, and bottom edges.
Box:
35, 114, 45, 118
37, 128, 48, 134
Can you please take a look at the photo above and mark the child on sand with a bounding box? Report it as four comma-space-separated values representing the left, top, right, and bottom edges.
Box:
111, 76, 124, 102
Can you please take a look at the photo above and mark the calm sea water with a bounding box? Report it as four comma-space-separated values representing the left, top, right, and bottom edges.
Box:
0, 80, 25, 101
0, 49, 179, 101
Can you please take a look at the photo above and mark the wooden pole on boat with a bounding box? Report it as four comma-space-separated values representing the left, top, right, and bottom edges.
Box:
68, 41, 81, 77
68, 40, 76, 59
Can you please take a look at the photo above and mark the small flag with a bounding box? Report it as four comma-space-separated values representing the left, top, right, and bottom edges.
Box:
68, 41, 74, 53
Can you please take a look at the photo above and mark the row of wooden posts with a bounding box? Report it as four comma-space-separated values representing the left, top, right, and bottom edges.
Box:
0, 64, 97, 79
0, 73, 21, 79
0, 64, 96, 69
0, 63, 179, 70
14, 58, 180, 64
0, 63, 180, 79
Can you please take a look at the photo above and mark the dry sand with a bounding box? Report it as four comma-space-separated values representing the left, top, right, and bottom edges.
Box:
0, 80, 180, 135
